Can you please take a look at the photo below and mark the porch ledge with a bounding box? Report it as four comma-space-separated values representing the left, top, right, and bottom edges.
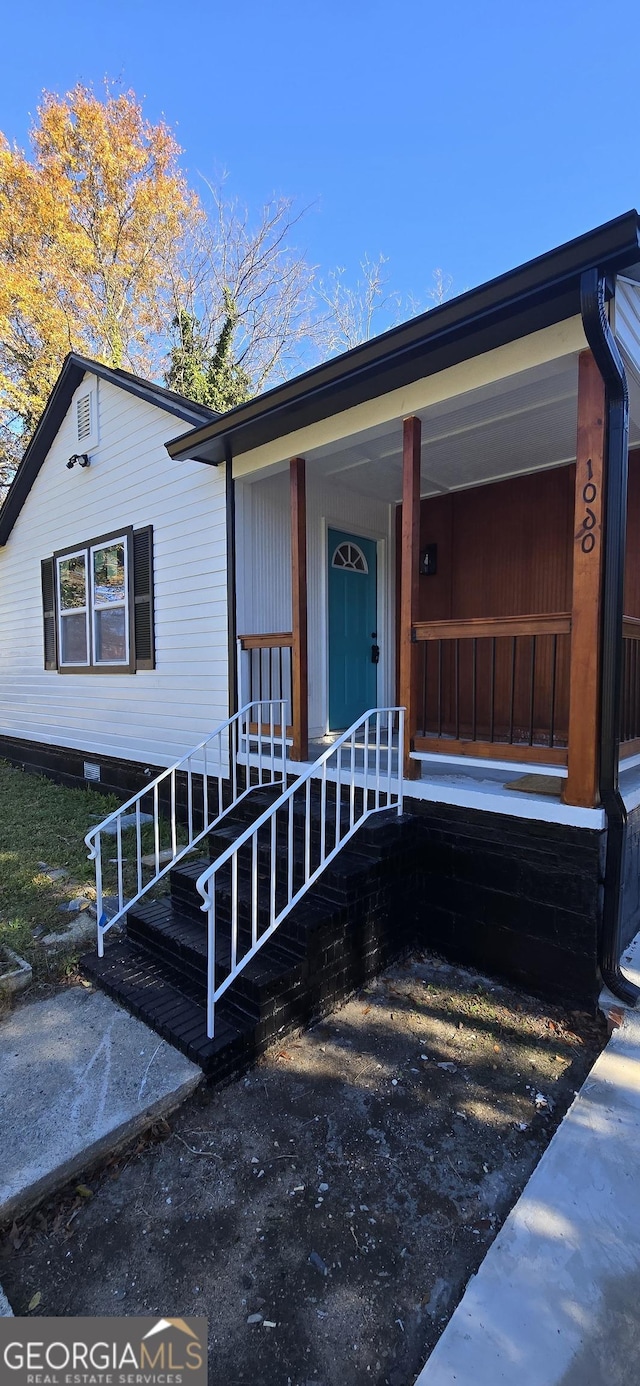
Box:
407, 754, 605, 829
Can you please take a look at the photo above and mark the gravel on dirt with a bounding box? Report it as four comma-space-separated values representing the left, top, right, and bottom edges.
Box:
0, 951, 605, 1386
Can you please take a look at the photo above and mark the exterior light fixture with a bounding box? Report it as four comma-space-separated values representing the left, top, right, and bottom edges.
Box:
419, 543, 437, 576
66, 454, 91, 470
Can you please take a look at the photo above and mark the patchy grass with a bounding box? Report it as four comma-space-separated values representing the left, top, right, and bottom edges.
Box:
0, 760, 188, 989
0, 760, 120, 982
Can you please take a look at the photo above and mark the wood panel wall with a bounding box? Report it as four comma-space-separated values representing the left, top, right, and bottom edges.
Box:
397, 466, 575, 625
395, 466, 575, 748
395, 449, 640, 623
393, 449, 640, 768
625, 450, 640, 618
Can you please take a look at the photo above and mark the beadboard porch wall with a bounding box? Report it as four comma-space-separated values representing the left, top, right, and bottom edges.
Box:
235, 468, 395, 738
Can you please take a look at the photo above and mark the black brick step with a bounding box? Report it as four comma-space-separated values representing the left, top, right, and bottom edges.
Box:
81, 940, 254, 1077
126, 896, 308, 1012
81, 797, 420, 1076
168, 810, 408, 921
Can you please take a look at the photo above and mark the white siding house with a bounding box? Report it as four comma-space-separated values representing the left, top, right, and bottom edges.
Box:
0, 361, 228, 773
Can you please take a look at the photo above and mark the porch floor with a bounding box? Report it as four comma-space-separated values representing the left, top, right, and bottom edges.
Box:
244, 732, 640, 829
244, 735, 601, 829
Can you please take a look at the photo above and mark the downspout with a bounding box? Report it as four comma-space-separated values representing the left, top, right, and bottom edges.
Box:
225, 442, 238, 719
580, 267, 640, 1005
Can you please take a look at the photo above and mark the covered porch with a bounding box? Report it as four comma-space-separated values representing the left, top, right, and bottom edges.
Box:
233, 319, 640, 815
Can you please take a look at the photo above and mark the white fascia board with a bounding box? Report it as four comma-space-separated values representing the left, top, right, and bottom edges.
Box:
233, 315, 587, 481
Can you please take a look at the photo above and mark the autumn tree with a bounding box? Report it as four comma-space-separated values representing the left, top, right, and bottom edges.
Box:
0, 79, 454, 504
0, 83, 198, 480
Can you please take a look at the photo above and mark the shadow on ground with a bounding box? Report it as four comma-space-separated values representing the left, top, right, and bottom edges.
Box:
0, 951, 604, 1386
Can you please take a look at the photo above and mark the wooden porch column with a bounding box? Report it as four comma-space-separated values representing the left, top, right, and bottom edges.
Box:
290, 456, 309, 762
399, 416, 422, 779
563, 351, 606, 807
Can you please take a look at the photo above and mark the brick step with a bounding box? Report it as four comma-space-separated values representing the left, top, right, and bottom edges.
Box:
126, 896, 309, 1013
207, 799, 355, 851
222, 784, 384, 845
169, 810, 408, 920
80, 939, 256, 1077
81, 806, 419, 1075
81, 904, 338, 1070
169, 849, 373, 923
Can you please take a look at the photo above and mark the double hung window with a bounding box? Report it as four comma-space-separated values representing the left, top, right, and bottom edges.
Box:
41, 527, 154, 673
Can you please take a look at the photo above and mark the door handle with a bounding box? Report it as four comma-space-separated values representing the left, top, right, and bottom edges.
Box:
371, 644, 380, 665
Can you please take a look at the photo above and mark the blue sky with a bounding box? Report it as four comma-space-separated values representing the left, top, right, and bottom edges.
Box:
2, 0, 639, 313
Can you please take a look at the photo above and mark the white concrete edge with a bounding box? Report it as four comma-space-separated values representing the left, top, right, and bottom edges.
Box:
243, 750, 605, 828
244, 745, 606, 828
0, 1071, 201, 1228
620, 749, 640, 774
411, 751, 567, 777
621, 781, 640, 814
599, 928, 640, 1023
403, 774, 605, 829
415, 981, 640, 1385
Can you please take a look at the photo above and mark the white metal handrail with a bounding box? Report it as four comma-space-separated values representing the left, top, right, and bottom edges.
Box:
196, 706, 405, 1037
85, 698, 287, 953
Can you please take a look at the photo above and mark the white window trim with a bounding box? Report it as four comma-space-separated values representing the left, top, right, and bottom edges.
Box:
57, 548, 90, 668
53, 528, 134, 672
90, 535, 130, 666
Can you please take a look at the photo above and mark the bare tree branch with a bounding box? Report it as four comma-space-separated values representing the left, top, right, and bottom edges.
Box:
316, 254, 404, 355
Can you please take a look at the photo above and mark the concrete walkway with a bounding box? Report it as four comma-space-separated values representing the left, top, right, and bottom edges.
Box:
0, 987, 201, 1226
416, 1004, 640, 1386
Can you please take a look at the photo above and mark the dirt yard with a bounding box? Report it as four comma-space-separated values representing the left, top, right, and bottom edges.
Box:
0, 953, 604, 1386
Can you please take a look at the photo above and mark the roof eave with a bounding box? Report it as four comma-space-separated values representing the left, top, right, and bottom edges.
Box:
166, 209, 640, 466
0, 353, 220, 547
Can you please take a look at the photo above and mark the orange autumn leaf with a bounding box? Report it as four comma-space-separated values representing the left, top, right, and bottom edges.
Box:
0, 82, 200, 459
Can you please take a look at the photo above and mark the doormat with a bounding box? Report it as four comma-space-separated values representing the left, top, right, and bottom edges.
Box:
503, 773, 563, 797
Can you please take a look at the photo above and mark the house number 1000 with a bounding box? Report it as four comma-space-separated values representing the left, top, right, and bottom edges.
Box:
579, 458, 598, 555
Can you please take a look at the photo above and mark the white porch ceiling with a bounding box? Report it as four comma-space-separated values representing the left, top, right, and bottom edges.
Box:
296, 354, 640, 504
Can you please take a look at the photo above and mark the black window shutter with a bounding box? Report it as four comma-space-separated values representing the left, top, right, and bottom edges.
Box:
41, 557, 57, 670
133, 526, 155, 670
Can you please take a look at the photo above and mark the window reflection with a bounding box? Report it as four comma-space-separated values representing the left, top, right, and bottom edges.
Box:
59, 554, 86, 610
93, 543, 125, 605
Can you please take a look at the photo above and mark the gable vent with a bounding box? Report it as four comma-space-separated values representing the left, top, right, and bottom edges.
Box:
77, 392, 92, 442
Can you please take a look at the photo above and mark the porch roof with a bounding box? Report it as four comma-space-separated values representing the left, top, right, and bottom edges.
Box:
166, 210, 640, 468
233, 347, 640, 502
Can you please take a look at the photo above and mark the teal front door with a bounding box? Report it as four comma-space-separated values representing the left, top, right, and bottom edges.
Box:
328, 528, 378, 730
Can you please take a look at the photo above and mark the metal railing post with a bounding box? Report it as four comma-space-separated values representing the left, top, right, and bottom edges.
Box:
236, 637, 244, 719
281, 698, 287, 787
85, 699, 283, 948
397, 710, 405, 814
197, 706, 404, 1023
95, 836, 104, 957
207, 888, 216, 1039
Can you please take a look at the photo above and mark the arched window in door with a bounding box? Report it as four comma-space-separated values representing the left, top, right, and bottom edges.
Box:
331, 540, 368, 574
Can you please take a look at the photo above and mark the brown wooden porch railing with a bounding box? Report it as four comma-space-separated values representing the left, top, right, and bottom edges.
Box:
621, 617, 640, 756
237, 633, 293, 735
412, 613, 572, 764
